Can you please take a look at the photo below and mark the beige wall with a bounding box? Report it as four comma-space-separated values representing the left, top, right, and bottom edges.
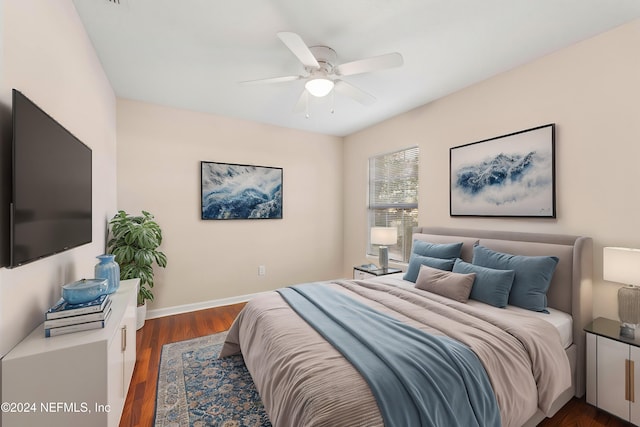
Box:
116, 99, 343, 311
344, 19, 640, 320
0, 0, 116, 356
1, 2, 635, 348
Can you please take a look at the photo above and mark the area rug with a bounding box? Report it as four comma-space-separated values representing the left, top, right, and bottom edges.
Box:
155, 331, 272, 427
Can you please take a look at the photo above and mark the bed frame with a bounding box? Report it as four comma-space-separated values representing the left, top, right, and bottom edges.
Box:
412, 227, 593, 422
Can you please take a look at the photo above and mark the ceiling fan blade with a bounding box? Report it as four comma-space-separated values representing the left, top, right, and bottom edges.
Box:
334, 80, 376, 105
277, 32, 320, 69
239, 75, 302, 85
335, 52, 403, 76
293, 90, 309, 114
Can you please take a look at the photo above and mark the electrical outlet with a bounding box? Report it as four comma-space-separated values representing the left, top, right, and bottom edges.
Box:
258, 265, 266, 276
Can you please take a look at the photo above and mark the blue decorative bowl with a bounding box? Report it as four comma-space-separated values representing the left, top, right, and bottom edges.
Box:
62, 279, 108, 304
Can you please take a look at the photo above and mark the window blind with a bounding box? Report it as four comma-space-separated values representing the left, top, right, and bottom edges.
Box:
368, 146, 419, 263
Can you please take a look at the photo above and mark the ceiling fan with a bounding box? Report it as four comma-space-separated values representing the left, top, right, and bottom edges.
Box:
240, 32, 403, 113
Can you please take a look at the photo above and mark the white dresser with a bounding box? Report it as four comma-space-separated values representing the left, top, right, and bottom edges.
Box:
1, 278, 138, 427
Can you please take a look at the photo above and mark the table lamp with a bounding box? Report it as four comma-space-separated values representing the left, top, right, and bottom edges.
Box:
603, 247, 640, 338
370, 227, 398, 270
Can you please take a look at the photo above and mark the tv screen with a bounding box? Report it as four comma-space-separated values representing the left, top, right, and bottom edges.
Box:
10, 89, 92, 267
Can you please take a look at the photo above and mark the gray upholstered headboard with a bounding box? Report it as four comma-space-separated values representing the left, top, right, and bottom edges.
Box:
412, 226, 593, 397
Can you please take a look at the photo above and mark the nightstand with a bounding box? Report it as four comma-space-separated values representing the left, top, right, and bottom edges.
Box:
585, 317, 640, 425
353, 265, 402, 279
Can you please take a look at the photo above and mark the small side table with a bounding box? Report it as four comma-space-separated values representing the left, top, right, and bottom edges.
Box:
585, 317, 640, 425
353, 264, 402, 279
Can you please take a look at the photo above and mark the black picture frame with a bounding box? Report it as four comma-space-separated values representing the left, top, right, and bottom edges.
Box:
201, 161, 283, 220
450, 124, 556, 218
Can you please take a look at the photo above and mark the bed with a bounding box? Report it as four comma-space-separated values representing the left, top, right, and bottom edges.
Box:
220, 227, 593, 426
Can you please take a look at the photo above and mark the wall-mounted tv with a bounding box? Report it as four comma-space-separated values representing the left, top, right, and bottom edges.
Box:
10, 89, 92, 267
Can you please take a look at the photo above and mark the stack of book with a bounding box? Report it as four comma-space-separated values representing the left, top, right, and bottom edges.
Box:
44, 294, 113, 337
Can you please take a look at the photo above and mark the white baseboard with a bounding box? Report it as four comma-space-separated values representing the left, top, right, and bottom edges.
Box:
146, 291, 270, 320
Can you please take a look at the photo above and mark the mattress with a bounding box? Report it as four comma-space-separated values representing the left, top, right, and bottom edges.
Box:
368, 272, 573, 349
503, 305, 573, 349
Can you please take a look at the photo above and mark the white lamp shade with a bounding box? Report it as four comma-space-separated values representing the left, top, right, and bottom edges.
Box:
370, 227, 398, 246
603, 247, 640, 285
305, 78, 334, 97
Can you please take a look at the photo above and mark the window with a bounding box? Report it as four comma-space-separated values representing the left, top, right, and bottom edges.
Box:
368, 146, 419, 263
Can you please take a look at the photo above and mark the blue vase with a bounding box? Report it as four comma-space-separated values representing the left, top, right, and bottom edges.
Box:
95, 254, 120, 294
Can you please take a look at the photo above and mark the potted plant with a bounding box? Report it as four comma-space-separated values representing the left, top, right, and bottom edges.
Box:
107, 210, 167, 329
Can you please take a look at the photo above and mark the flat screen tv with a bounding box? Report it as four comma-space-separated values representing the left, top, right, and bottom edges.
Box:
10, 89, 92, 267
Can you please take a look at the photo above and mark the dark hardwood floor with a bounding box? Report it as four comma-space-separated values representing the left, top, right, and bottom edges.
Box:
118, 303, 246, 427
537, 397, 632, 426
119, 303, 631, 427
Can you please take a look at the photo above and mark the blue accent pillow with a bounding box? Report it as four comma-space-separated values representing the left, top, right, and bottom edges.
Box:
412, 240, 463, 260
403, 253, 456, 283
452, 259, 515, 308
472, 245, 559, 312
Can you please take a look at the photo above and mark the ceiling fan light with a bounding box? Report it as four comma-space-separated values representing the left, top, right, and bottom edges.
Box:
305, 78, 334, 97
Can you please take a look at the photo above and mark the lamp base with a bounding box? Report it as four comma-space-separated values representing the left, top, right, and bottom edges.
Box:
378, 246, 389, 270
618, 285, 640, 330
620, 323, 637, 339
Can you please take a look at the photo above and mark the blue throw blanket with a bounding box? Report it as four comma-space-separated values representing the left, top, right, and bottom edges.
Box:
277, 283, 501, 427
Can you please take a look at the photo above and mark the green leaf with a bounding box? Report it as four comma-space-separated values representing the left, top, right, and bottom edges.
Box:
134, 249, 153, 267
119, 263, 138, 280
155, 251, 168, 268
138, 285, 154, 304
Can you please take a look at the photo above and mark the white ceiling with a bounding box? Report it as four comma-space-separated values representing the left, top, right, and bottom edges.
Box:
72, 0, 640, 137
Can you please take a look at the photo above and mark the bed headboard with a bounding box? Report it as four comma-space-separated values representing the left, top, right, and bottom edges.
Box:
412, 226, 593, 397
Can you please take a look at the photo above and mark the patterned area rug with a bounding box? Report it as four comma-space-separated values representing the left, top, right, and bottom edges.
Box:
155, 331, 272, 427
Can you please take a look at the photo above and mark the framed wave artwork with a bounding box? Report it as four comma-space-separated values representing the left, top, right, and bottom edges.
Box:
201, 161, 283, 220
450, 124, 556, 217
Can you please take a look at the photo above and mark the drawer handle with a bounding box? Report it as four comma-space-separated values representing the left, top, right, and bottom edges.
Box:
121, 325, 127, 352
626, 359, 635, 402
